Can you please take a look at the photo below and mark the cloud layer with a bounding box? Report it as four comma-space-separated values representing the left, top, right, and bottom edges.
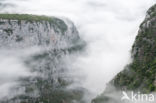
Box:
0, 0, 155, 98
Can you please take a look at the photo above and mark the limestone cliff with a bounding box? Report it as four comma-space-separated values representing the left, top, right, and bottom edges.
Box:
0, 14, 86, 103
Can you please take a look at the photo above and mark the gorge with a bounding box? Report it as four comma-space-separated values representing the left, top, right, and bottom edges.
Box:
0, 0, 156, 103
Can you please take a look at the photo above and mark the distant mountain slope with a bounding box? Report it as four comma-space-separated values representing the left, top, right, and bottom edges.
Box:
92, 4, 156, 103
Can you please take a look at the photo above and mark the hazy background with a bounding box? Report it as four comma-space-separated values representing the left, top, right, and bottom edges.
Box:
0, 0, 156, 99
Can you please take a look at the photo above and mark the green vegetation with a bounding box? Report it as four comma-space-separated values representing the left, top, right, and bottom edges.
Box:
3, 28, 13, 36
112, 4, 156, 93
0, 14, 54, 22
92, 4, 156, 103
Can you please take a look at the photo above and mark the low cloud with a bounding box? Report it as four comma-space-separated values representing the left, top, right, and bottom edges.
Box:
0, 0, 155, 101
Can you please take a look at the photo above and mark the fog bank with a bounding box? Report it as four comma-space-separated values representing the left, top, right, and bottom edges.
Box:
0, 0, 155, 99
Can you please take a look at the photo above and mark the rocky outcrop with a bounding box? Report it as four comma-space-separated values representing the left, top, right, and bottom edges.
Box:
0, 14, 83, 50
0, 14, 86, 103
92, 4, 156, 103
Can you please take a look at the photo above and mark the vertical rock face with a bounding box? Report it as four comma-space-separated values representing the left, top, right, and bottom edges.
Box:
0, 14, 86, 103
0, 15, 81, 49
92, 4, 156, 103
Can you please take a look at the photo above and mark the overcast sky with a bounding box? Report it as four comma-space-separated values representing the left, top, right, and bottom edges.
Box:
0, 0, 156, 96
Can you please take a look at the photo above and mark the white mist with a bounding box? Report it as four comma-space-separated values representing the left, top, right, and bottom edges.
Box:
0, 0, 155, 101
